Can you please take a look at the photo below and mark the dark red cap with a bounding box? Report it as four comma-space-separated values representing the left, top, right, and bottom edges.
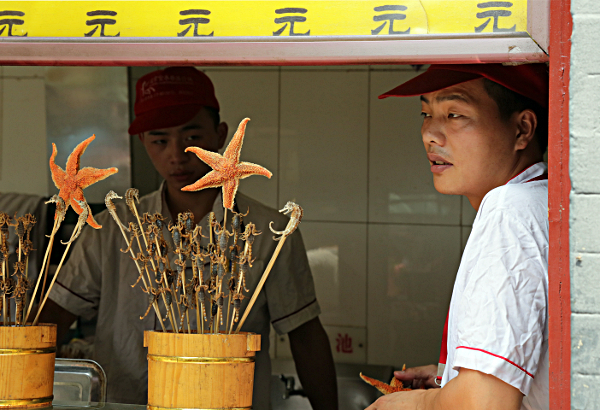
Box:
379, 63, 548, 108
128, 67, 220, 135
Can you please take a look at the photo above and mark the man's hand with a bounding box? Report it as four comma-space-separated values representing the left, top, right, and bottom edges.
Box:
394, 364, 439, 389
365, 368, 523, 410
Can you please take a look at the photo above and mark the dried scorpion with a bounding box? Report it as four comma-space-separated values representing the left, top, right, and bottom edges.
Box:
130, 253, 150, 288
121, 222, 141, 253
14, 275, 31, 325
140, 285, 161, 320
240, 223, 261, 266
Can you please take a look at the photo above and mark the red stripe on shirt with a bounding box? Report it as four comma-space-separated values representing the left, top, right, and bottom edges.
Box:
456, 346, 534, 378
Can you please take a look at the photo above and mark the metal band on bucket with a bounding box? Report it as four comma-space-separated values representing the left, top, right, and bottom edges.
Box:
0, 347, 56, 355
147, 354, 254, 364
0, 396, 53, 407
147, 406, 251, 410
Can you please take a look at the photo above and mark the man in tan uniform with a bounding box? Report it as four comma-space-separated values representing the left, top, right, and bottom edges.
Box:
41, 67, 338, 409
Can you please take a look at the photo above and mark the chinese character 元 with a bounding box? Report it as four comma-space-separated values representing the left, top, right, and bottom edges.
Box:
0, 10, 27, 37
178, 9, 214, 37
336, 333, 353, 354
85, 10, 120, 37
273, 8, 310, 36
475, 1, 516, 33
372, 5, 410, 35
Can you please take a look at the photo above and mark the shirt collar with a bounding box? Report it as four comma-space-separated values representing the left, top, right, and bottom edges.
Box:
505, 162, 548, 185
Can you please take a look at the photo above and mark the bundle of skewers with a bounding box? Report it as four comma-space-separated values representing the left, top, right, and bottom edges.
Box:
109, 117, 303, 335
0, 135, 118, 327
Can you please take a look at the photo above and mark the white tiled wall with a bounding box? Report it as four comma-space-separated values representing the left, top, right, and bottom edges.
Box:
0, 67, 48, 195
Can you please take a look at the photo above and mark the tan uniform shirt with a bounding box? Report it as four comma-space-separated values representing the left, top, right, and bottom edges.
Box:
49, 186, 320, 407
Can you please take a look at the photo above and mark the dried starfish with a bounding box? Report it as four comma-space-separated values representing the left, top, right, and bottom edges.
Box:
359, 373, 414, 394
49, 135, 118, 229
182, 118, 272, 209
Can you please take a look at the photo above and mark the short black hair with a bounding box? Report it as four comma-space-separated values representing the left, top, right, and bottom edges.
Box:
204, 106, 221, 130
483, 79, 548, 154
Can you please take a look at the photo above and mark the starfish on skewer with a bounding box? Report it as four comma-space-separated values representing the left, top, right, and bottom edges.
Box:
49, 135, 118, 229
181, 118, 272, 209
359, 373, 415, 395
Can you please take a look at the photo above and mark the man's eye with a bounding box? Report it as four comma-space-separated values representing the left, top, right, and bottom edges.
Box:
448, 113, 461, 119
187, 135, 202, 141
420, 112, 431, 118
152, 139, 167, 145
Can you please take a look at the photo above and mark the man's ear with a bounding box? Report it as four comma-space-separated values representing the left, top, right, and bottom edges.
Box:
138, 133, 145, 143
514, 109, 537, 151
217, 122, 228, 150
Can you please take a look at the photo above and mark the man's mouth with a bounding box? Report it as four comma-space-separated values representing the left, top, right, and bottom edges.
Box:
427, 155, 453, 173
171, 171, 194, 182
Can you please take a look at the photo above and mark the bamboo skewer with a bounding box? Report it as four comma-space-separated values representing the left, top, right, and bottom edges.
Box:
33, 200, 89, 326
126, 189, 179, 332
2, 260, 6, 326
235, 237, 286, 333
106, 193, 166, 332
25, 196, 65, 324
235, 202, 302, 333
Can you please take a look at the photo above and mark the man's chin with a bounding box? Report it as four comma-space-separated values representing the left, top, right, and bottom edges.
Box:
167, 178, 196, 192
432, 179, 462, 196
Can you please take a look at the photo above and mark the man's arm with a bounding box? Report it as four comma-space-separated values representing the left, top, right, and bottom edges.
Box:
288, 316, 338, 410
37, 299, 78, 349
366, 368, 523, 410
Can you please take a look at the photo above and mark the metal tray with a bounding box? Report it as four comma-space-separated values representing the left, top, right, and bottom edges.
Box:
54, 358, 107, 407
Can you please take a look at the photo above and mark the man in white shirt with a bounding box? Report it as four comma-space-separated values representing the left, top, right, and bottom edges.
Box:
367, 64, 549, 410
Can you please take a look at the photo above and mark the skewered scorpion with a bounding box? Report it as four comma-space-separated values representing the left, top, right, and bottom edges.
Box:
140, 285, 161, 320
196, 283, 209, 321
14, 275, 31, 325
240, 223, 261, 266
130, 253, 150, 288
0, 280, 14, 318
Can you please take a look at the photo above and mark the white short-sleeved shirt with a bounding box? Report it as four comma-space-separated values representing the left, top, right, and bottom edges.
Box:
442, 162, 549, 410
49, 186, 321, 407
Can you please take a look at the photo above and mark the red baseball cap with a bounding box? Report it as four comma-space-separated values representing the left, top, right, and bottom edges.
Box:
128, 67, 220, 135
379, 63, 548, 108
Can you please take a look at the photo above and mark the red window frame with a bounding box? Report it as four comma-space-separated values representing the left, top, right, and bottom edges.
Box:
548, 1, 572, 409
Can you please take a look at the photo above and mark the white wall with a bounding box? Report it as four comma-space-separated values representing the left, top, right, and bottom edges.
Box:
0, 66, 48, 196
570, 1, 600, 407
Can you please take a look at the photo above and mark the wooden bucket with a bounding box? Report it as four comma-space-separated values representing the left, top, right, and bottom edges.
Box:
0, 324, 57, 408
144, 331, 261, 410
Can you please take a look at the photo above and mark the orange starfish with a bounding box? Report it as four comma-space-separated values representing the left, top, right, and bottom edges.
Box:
49, 135, 118, 229
181, 118, 272, 209
359, 373, 414, 395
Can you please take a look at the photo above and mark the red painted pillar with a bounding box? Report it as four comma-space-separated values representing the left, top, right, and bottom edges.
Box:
548, 0, 572, 409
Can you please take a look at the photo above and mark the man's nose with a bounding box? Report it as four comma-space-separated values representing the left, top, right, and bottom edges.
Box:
422, 118, 446, 146
168, 140, 189, 163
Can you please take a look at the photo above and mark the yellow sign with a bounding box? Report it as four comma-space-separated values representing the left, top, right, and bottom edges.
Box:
0, 1, 527, 38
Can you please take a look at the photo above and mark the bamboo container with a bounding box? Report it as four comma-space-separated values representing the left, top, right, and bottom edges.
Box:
144, 331, 261, 410
0, 324, 57, 408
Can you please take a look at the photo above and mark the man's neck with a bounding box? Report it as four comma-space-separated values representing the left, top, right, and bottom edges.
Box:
467, 156, 543, 211
165, 183, 219, 223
